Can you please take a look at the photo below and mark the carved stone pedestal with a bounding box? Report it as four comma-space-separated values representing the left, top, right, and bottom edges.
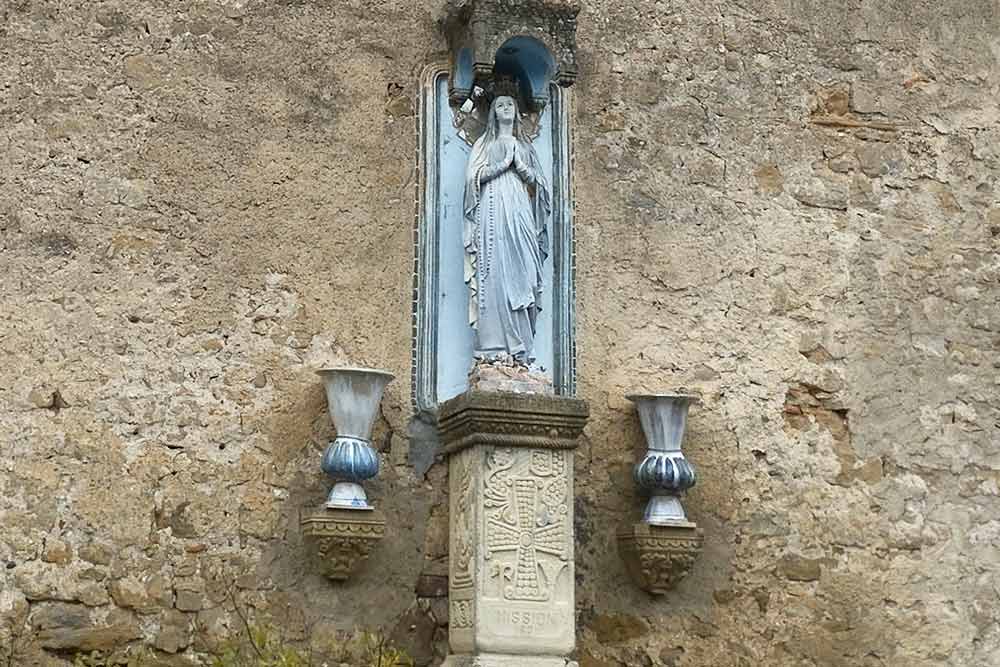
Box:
617, 522, 703, 594
301, 508, 385, 581
439, 391, 588, 667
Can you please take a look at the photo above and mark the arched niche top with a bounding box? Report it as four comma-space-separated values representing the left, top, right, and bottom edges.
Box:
495, 36, 556, 110
443, 0, 580, 111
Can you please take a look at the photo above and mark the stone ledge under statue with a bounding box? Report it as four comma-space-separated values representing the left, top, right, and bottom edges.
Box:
439, 390, 588, 667
468, 356, 554, 395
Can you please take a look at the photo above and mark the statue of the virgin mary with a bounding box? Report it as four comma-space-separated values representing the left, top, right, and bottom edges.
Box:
463, 95, 551, 365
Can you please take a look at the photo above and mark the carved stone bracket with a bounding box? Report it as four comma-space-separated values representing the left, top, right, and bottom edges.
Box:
301, 508, 386, 582
442, 0, 581, 111
617, 522, 704, 595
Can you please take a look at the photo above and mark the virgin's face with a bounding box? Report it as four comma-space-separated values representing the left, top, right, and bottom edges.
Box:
494, 96, 517, 123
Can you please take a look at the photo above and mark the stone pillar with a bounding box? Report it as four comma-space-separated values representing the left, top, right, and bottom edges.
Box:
439, 391, 588, 667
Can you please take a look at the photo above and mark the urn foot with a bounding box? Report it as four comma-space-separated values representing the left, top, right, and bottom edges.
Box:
644, 494, 688, 525
325, 482, 373, 510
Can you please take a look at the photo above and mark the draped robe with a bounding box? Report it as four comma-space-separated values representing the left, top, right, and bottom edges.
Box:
463, 128, 551, 364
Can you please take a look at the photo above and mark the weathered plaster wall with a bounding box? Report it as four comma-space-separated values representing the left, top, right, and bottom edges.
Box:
1, 1, 997, 666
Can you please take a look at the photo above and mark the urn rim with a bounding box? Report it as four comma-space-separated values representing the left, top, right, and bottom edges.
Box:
315, 366, 396, 380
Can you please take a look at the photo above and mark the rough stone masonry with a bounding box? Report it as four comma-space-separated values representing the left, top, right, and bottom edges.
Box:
1, 1, 998, 666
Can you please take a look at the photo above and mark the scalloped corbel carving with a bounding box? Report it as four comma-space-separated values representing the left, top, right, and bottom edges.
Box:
301, 509, 386, 581
617, 522, 704, 594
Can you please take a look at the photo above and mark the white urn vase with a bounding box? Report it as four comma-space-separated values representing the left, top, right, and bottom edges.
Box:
316, 367, 394, 510
626, 393, 699, 525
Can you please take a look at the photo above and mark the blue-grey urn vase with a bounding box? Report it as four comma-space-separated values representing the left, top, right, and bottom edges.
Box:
317, 367, 394, 510
627, 393, 699, 525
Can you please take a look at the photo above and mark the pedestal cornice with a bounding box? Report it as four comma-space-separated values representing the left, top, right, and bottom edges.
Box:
438, 390, 589, 455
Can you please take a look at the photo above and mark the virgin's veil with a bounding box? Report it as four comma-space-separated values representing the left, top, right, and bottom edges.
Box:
462, 97, 552, 328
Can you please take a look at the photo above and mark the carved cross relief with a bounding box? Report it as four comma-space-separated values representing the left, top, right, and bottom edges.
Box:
483, 448, 570, 602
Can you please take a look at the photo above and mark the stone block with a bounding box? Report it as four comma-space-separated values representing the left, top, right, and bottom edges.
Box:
586, 613, 649, 644
175, 589, 203, 612
146, 574, 174, 608
41, 539, 71, 564
468, 362, 554, 395
193, 607, 230, 652
35, 621, 141, 651
416, 574, 450, 598
778, 555, 824, 582
14, 561, 110, 606
155, 610, 192, 654
109, 577, 157, 614
390, 603, 438, 666
30, 602, 89, 631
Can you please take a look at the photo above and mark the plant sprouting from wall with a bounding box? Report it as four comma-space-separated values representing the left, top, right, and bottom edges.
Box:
210, 624, 414, 667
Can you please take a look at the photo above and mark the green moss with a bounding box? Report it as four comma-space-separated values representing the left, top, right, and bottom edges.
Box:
212, 626, 413, 667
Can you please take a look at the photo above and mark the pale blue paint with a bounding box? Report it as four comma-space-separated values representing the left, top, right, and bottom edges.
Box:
434, 75, 556, 403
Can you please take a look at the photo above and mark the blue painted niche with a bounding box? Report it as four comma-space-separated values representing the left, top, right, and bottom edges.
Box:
413, 66, 575, 413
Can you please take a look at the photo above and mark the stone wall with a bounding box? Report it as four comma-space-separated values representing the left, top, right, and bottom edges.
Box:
1, 1, 997, 665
